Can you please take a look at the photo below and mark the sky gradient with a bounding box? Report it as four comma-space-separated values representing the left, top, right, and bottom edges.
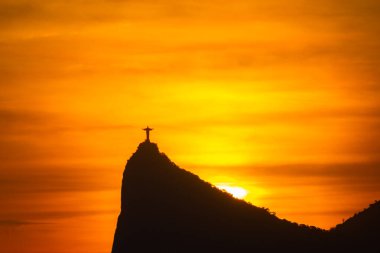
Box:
1, 0, 380, 252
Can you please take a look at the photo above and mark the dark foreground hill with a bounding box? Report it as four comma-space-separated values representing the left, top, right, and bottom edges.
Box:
330, 201, 380, 252
112, 141, 379, 253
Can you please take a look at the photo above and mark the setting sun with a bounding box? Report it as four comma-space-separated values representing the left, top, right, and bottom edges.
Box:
216, 184, 248, 199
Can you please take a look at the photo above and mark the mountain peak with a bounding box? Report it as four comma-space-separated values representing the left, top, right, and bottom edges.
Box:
134, 140, 160, 156
112, 141, 327, 253
126, 141, 169, 171
112, 140, 379, 253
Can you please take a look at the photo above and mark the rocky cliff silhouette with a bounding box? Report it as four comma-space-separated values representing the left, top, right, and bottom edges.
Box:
112, 141, 379, 253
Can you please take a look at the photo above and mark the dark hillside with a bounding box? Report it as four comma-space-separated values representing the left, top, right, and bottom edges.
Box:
330, 201, 380, 252
112, 141, 326, 253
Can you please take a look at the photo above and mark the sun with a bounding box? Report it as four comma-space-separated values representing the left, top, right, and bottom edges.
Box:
216, 184, 248, 199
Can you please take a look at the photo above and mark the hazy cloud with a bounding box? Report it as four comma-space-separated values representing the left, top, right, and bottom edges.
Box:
0, 165, 119, 194
0, 219, 46, 227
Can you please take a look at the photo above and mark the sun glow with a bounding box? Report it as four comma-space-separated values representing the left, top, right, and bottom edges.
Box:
216, 184, 248, 199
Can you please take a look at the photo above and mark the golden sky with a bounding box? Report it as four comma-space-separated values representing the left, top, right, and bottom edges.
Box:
1, 0, 380, 252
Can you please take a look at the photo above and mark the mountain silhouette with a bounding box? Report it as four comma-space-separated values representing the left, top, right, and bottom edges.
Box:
112, 141, 379, 253
329, 201, 380, 252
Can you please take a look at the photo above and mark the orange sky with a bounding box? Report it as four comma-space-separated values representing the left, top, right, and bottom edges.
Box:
1, 0, 380, 252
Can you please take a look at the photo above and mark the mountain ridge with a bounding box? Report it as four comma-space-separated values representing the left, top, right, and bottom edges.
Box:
112, 141, 379, 253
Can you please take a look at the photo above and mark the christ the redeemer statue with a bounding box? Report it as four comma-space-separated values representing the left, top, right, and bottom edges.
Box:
143, 126, 153, 142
